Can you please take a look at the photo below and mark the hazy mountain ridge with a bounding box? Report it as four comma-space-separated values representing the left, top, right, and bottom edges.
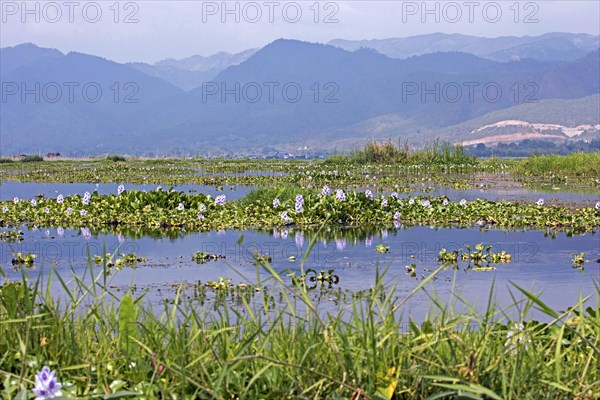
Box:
1, 37, 598, 155
329, 32, 600, 62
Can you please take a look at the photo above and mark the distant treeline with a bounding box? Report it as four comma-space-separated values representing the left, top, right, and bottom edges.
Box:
465, 139, 600, 157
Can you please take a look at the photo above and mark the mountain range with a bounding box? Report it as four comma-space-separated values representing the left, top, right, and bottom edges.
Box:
1, 33, 598, 156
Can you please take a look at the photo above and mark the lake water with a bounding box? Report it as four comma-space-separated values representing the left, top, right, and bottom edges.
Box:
2, 225, 598, 323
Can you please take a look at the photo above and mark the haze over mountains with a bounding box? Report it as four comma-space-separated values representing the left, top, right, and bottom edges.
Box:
1, 33, 598, 156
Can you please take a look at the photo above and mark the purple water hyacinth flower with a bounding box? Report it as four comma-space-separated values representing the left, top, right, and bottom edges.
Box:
364, 190, 373, 200
394, 211, 401, 220
215, 195, 226, 206
390, 192, 398, 198
295, 194, 304, 205
31, 199, 37, 207
32, 366, 62, 399
421, 200, 431, 208
13, 197, 19, 204
460, 199, 467, 206
200, 203, 207, 212
335, 189, 346, 201
66, 207, 73, 214
537, 198, 544, 206
198, 214, 205, 221
408, 198, 414, 205
442, 199, 449, 206
394, 220, 401, 229
295, 201, 303, 213
118, 184, 125, 195
321, 185, 331, 196
596, 201, 600, 210
281, 211, 291, 223
381, 198, 388, 207
2, 205, 7, 213
272, 198, 280, 208
56, 194, 64, 204
44, 207, 50, 213
80, 209, 87, 216
177, 203, 185, 211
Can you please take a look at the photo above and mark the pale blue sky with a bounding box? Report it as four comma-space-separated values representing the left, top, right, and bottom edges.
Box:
1, 1, 599, 63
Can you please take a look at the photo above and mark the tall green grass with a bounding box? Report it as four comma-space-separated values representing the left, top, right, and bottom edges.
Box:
1, 246, 598, 399
515, 151, 600, 177
346, 139, 475, 165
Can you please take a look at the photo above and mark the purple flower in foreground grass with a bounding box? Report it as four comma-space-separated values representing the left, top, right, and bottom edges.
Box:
177, 203, 185, 211
2, 205, 7, 213
33, 366, 62, 399
381, 198, 388, 207
335, 189, 346, 201
272, 198, 280, 208
13, 197, 19, 204
80, 209, 86, 216
198, 214, 205, 221
56, 194, 64, 204
537, 198, 544, 206
215, 195, 226, 206
321, 185, 331, 197
66, 207, 73, 214
364, 190, 373, 200
408, 198, 414, 205
44, 207, 49, 214
394, 211, 401, 220
596, 201, 600, 210
31, 199, 37, 207
460, 199, 467, 207
281, 211, 291, 223
117, 184, 125, 195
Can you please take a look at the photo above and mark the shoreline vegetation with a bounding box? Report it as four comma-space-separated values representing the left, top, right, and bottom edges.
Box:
1, 145, 599, 398
0, 145, 599, 190
1, 250, 599, 399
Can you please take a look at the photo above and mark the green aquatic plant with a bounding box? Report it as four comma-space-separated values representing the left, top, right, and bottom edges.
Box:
191, 251, 225, 264
11, 252, 36, 266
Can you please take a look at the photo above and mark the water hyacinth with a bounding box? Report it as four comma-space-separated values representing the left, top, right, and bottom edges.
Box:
281, 211, 291, 223
215, 195, 226, 206
537, 198, 544, 206
596, 201, 600, 210
44, 207, 50, 213
408, 198, 414, 205
335, 189, 346, 201
390, 192, 398, 198
380, 198, 388, 207
177, 203, 185, 211
31, 199, 37, 207
295, 194, 304, 213
394, 211, 401, 220
56, 194, 64, 204
364, 190, 373, 200
421, 200, 431, 208
295, 194, 304, 205
442, 199, 449, 206
198, 214, 205, 221
2, 205, 7, 213
321, 185, 331, 197
80, 209, 87, 216
394, 220, 401, 229
118, 184, 125, 195
272, 198, 280, 208
460, 199, 467, 206
13, 197, 19, 204
199, 203, 207, 212
32, 366, 62, 399
66, 207, 73, 214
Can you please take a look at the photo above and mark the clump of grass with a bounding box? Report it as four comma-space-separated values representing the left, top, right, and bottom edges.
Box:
0, 158, 14, 163
348, 139, 475, 165
20, 155, 44, 162
107, 154, 127, 162
516, 151, 600, 177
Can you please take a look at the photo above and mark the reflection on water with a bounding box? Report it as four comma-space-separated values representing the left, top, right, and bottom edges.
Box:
2, 224, 598, 322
